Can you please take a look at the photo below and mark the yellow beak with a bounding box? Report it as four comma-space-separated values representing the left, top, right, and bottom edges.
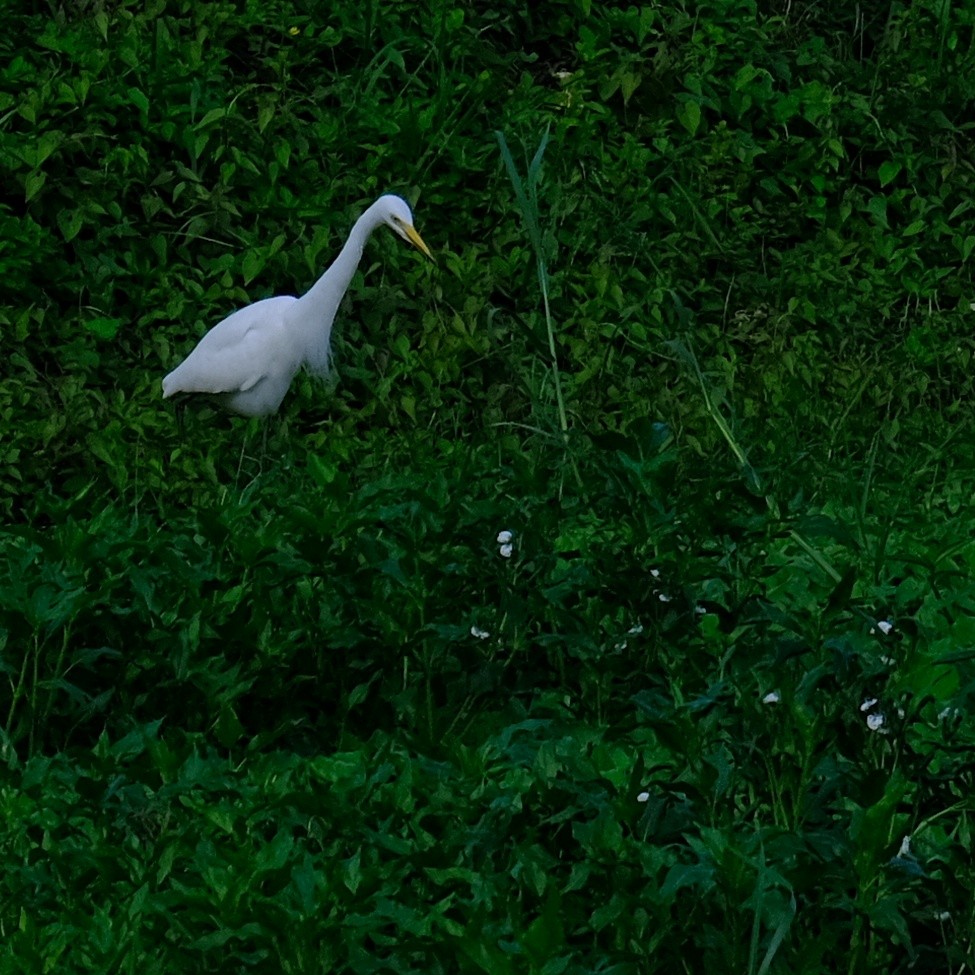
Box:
403, 223, 435, 263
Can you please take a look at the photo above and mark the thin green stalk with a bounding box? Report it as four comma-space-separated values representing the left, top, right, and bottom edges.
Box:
5, 642, 31, 738
537, 254, 570, 443
666, 175, 725, 252
788, 529, 843, 584
496, 129, 580, 488
41, 627, 71, 732
673, 337, 843, 583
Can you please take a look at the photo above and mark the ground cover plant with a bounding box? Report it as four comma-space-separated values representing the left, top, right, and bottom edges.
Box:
2, 0, 975, 971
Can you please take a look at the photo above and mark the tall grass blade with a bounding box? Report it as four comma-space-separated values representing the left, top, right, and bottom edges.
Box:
671, 336, 842, 583
496, 129, 578, 486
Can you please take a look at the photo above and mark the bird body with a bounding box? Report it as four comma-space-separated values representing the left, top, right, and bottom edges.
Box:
164, 296, 301, 416
162, 195, 432, 417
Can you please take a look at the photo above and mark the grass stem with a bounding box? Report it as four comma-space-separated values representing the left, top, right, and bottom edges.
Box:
496, 129, 580, 488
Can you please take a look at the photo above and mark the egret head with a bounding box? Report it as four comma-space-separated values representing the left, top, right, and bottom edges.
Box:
377, 194, 434, 262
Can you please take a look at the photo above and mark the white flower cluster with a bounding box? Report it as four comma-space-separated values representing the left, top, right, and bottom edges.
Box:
496, 529, 514, 559
648, 567, 709, 615
650, 567, 674, 604
613, 621, 646, 653
861, 696, 888, 733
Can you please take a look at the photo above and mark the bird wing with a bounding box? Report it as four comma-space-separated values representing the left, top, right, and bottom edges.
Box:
162, 296, 299, 397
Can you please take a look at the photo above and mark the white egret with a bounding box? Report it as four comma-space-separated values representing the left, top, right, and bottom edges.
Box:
162, 194, 433, 417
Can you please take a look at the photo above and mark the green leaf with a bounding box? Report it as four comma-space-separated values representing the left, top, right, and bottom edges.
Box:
458, 927, 515, 975
25, 170, 46, 202
878, 161, 901, 187
84, 316, 123, 339
241, 249, 264, 285
620, 70, 641, 104
308, 453, 338, 485
257, 99, 274, 133
868, 894, 912, 946
852, 772, 909, 883
734, 64, 761, 89
522, 888, 566, 966
214, 705, 244, 747
196, 107, 227, 129
677, 99, 701, 135
496, 129, 547, 257
128, 87, 149, 114
660, 862, 714, 899
346, 681, 374, 708
343, 849, 362, 894
867, 195, 889, 229
57, 209, 84, 242
256, 829, 294, 872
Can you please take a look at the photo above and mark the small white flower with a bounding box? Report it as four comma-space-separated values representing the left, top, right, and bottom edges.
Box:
636, 791, 650, 803
898, 835, 911, 858
694, 605, 707, 615
496, 530, 513, 545
470, 626, 490, 640
627, 623, 644, 635
880, 655, 896, 666
762, 691, 780, 705
877, 620, 894, 635
937, 910, 951, 922
657, 593, 671, 603
499, 542, 513, 558
650, 568, 661, 579
866, 712, 886, 731
860, 697, 878, 712
613, 641, 627, 652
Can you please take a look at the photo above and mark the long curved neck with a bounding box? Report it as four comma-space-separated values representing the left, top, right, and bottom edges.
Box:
298, 202, 385, 316
287, 201, 387, 378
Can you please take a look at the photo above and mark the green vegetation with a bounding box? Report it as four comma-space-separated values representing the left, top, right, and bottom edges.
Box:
3, 0, 975, 970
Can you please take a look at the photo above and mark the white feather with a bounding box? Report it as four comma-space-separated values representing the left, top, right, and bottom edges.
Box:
162, 195, 431, 417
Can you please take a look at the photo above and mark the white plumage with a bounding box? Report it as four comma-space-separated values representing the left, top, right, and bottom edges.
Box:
162, 194, 432, 417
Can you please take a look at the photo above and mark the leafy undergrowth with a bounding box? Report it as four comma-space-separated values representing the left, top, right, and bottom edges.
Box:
3, 0, 975, 972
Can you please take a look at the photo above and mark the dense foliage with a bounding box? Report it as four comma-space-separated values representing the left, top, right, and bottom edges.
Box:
2, 0, 975, 971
